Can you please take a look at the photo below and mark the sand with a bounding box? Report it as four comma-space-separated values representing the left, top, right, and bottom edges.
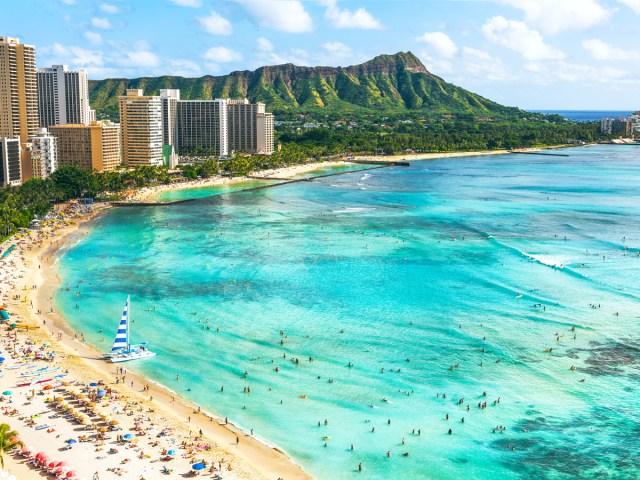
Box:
0, 202, 310, 479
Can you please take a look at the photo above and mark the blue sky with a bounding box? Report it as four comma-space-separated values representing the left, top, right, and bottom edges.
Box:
2, 0, 639, 109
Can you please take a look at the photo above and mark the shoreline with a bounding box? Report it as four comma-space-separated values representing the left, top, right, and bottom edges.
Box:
0, 145, 588, 478
131, 146, 582, 203
1, 203, 311, 479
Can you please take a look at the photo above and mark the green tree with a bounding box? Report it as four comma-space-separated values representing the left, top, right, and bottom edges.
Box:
0, 423, 23, 468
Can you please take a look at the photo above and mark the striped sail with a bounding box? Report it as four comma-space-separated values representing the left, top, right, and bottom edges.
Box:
111, 295, 130, 352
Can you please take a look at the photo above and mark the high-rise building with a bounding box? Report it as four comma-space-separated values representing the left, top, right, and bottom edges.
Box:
37, 64, 92, 127
160, 89, 180, 167
175, 99, 228, 159
0, 138, 22, 187
118, 89, 163, 167
227, 99, 274, 155
0, 37, 38, 145
257, 111, 274, 156
50, 121, 121, 172
26, 128, 57, 179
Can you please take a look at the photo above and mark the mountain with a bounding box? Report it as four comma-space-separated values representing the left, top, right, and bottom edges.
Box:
88, 51, 523, 118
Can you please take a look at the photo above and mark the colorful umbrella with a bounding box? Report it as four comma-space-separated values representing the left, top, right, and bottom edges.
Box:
192, 462, 205, 471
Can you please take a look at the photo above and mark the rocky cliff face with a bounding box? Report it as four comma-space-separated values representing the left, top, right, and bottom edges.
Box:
89, 51, 521, 117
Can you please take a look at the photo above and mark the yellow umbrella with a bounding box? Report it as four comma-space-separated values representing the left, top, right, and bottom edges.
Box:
109, 419, 119, 426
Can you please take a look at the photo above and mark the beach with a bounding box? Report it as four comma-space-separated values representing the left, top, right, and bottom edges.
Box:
0, 202, 311, 479
3, 144, 635, 480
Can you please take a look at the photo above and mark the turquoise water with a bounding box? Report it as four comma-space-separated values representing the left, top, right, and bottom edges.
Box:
55, 145, 640, 479
156, 164, 375, 202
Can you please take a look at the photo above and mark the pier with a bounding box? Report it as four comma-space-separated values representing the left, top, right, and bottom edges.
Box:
513, 151, 570, 157
350, 160, 411, 166
111, 162, 406, 207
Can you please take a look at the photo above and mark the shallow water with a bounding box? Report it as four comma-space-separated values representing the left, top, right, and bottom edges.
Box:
156, 163, 375, 202
55, 145, 640, 479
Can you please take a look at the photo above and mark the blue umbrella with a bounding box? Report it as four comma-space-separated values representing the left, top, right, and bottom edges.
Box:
96, 390, 106, 398
89, 382, 98, 387
192, 462, 205, 471
66, 439, 77, 444
167, 449, 176, 456
2, 390, 12, 396
123, 433, 133, 440
0, 357, 5, 362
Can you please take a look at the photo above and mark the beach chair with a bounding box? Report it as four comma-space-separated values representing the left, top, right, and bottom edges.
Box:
35, 424, 49, 430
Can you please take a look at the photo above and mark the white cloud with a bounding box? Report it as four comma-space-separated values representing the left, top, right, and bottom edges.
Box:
41, 43, 105, 66
256, 37, 274, 52
416, 32, 458, 58
198, 11, 233, 35
232, 0, 313, 33
496, 0, 611, 35
117, 50, 161, 68
323, 41, 352, 59
582, 39, 640, 60
320, 0, 382, 29
525, 61, 628, 84
91, 17, 112, 30
99, 3, 119, 14
203, 46, 243, 63
168, 0, 202, 7
461, 47, 515, 81
84, 31, 103, 45
619, 0, 640, 13
168, 59, 202, 77
482, 16, 565, 60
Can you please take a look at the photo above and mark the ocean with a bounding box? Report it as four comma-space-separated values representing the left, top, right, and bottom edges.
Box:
55, 145, 640, 479
528, 110, 635, 122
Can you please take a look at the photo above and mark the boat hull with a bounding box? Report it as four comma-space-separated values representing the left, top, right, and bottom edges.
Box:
109, 350, 156, 363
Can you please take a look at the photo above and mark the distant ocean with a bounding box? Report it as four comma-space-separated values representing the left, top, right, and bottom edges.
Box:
528, 110, 635, 122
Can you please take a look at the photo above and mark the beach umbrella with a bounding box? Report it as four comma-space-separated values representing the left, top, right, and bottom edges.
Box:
9, 436, 19, 443
0, 357, 5, 362
66, 471, 79, 478
191, 462, 205, 471
48, 461, 56, 468
2, 390, 12, 396
55, 461, 68, 467
109, 419, 119, 425
167, 449, 176, 456
123, 433, 133, 440
98, 427, 107, 433
65, 439, 77, 445
89, 382, 98, 387
54, 466, 67, 475
35, 452, 45, 460
43, 385, 53, 390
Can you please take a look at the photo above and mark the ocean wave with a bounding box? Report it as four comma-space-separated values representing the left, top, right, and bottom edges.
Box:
331, 207, 377, 214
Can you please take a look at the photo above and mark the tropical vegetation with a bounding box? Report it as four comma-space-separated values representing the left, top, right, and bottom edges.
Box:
0, 423, 23, 468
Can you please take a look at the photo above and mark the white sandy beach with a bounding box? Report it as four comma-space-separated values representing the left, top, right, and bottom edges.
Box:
0, 203, 310, 480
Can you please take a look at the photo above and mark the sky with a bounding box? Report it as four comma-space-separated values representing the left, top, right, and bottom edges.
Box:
2, 0, 639, 110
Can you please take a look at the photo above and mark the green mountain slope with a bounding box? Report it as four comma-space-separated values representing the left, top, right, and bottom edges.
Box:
88, 51, 524, 118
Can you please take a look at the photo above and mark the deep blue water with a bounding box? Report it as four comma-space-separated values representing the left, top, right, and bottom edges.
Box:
55, 145, 640, 479
529, 110, 635, 122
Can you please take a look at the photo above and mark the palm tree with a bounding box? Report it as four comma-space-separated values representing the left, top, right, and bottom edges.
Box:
0, 423, 23, 468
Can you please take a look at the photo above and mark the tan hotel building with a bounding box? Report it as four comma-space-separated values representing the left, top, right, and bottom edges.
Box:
49, 121, 120, 172
118, 89, 163, 167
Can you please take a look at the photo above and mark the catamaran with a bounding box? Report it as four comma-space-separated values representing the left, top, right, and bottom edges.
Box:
104, 295, 155, 363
